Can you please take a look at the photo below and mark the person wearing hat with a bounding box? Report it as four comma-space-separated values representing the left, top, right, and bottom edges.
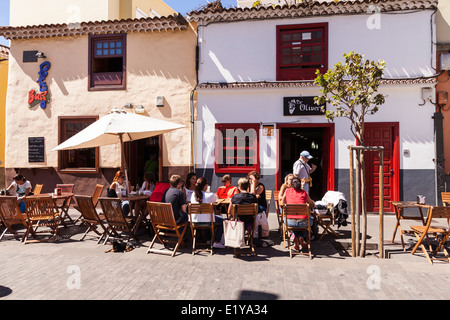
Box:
293, 150, 317, 194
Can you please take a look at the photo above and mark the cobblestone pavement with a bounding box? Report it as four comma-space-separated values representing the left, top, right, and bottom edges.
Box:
1, 209, 450, 302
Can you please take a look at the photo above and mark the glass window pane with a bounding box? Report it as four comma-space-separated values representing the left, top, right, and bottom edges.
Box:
313, 45, 322, 52
116, 41, 122, 48
110, 49, 115, 55
282, 56, 291, 65
292, 47, 301, 55
103, 42, 109, 48
302, 47, 311, 54
292, 32, 301, 42
302, 55, 311, 63
292, 56, 301, 64
96, 50, 102, 56
116, 48, 122, 55
312, 54, 322, 63
96, 42, 102, 49
281, 33, 291, 43
282, 48, 291, 56
103, 49, 108, 55
110, 42, 115, 48
302, 32, 312, 40
312, 30, 323, 39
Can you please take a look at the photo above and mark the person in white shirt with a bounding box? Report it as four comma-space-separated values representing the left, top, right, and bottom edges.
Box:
293, 150, 317, 194
190, 177, 225, 248
6, 174, 32, 213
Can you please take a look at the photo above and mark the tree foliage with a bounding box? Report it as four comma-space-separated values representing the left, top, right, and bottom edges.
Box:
314, 52, 386, 145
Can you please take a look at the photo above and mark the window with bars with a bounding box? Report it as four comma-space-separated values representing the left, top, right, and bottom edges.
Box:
277, 23, 328, 81
89, 34, 126, 90
58, 117, 99, 173
215, 123, 259, 173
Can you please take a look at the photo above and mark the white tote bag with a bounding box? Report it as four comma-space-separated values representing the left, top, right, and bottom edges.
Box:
254, 212, 270, 238
223, 220, 246, 248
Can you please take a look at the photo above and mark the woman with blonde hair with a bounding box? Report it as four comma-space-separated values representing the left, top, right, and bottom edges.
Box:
279, 173, 297, 205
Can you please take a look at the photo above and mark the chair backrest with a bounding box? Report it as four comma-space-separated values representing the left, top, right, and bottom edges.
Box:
0, 196, 27, 227
147, 201, 178, 228
92, 184, 104, 207
188, 203, 215, 224
283, 203, 310, 220
98, 197, 129, 231
33, 184, 43, 195
429, 206, 450, 220
265, 190, 272, 212
149, 181, 170, 202
273, 190, 280, 212
75, 195, 102, 223
230, 203, 258, 220
24, 196, 59, 219
442, 192, 450, 207
56, 184, 75, 193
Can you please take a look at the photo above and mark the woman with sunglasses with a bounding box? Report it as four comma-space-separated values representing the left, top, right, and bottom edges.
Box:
108, 170, 133, 216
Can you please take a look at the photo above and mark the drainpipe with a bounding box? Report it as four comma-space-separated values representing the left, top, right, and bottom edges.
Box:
434, 102, 445, 205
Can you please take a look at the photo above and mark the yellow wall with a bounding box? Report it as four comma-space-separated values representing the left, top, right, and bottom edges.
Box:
5, 27, 196, 169
0, 58, 7, 186
10, 0, 177, 27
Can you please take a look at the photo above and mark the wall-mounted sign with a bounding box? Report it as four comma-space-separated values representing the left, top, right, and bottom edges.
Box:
28, 137, 45, 163
262, 125, 275, 137
283, 96, 325, 116
28, 61, 51, 109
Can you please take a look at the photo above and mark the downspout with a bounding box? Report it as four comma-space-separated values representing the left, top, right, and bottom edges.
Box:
189, 20, 201, 172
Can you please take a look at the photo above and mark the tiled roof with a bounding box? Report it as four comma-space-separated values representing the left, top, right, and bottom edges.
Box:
188, 0, 438, 22
197, 77, 438, 89
0, 44, 9, 60
0, 14, 188, 40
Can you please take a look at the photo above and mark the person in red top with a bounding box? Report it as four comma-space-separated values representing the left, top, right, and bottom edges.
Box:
281, 177, 315, 251
216, 174, 239, 199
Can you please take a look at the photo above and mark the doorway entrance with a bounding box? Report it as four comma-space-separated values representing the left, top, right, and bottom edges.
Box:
124, 136, 161, 186
278, 123, 334, 201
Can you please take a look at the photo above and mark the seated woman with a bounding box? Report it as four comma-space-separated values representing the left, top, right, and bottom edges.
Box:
279, 173, 296, 206
248, 171, 267, 213
107, 170, 132, 216
6, 174, 32, 213
184, 172, 196, 203
191, 177, 225, 249
281, 177, 315, 251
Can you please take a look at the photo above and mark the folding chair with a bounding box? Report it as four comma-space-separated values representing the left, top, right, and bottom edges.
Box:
146, 201, 189, 257
273, 190, 283, 236
55, 184, 75, 225
265, 190, 272, 218
74, 184, 104, 224
74, 195, 108, 244
230, 203, 258, 257
442, 192, 450, 207
282, 203, 312, 259
33, 184, 43, 195
0, 196, 28, 241
23, 195, 61, 244
99, 197, 139, 246
315, 204, 340, 240
188, 203, 215, 255
411, 206, 450, 265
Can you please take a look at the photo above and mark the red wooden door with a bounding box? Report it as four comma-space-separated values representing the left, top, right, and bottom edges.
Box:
364, 123, 399, 212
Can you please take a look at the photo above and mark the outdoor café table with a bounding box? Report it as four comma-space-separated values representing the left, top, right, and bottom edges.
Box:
120, 193, 151, 228
390, 200, 432, 251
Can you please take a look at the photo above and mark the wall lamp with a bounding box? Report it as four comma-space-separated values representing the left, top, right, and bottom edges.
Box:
135, 104, 145, 114
156, 96, 164, 107
35, 52, 46, 59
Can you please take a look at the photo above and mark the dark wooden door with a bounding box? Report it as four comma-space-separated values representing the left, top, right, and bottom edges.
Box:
364, 123, 399, 212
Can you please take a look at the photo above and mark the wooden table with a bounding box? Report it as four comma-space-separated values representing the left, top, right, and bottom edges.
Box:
120, 194, 151, 228
390, 200, 432, 251
214, 198, 231, 218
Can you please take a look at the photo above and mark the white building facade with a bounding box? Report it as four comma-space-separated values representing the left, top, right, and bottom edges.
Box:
189, 0, 439, 211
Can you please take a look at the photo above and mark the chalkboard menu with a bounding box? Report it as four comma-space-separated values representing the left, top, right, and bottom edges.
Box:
28, 137, 45, 163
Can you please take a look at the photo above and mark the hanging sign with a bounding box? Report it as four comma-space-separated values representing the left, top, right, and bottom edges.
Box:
283, 96, 325, 116
28, 61, 51, 109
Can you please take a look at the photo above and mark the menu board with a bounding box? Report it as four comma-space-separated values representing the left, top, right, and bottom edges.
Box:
28, 137, 45, 163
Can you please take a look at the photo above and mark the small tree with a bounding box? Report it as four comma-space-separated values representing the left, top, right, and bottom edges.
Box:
314, 52, 386, 256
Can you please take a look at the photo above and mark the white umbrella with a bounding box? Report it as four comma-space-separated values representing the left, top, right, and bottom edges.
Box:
52, 109, 186, 192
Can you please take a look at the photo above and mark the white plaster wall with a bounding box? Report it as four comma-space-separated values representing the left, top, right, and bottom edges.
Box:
198, 10, 435, 82
195, 84, 436, 171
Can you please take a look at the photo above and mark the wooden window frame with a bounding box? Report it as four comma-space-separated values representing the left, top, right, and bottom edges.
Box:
58, 116, 99, 174
214, 123, 260, 174
88, 34, 127, 91
276, 23, 328, 81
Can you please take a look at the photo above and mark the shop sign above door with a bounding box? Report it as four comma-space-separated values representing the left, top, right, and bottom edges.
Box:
283, 96, 325, 116
28, 61, 51, 109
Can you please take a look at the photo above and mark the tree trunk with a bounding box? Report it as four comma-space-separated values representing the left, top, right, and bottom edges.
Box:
359, 150, 367, 257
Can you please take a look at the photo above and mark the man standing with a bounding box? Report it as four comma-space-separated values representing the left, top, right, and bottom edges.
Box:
293, 150, 317, 194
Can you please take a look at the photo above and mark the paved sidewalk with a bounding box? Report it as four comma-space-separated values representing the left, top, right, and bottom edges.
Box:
0, 208, 449, 301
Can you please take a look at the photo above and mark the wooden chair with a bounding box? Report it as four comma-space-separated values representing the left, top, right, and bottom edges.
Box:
23, 195, 61, 244
316, 205, 340, 240
442, 192, 450, 207
74, 195, 108, 244
282, 203, 312, 259
188, 203, 215, 255
265, 190, 272, 218
99, 197, 139, 246
74, 184, 104, 224
273, 190, 283, 236
230, 203, 258, 257
0, 196, 28, 241
55, 184, 75, 225
146, 201, 189, 257
411, 206, 450, 265
33, 184, 43, 195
